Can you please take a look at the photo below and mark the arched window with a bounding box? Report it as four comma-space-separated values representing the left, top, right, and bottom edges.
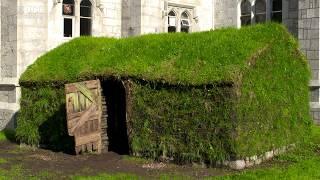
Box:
63, 0, 74, 16
63, 0, 75, 37
180, 11, 190, 33
271, 0, 282, 22
168, 11, 177, 33
80, 0, 92, 36
255, 0, 266, 23
241, 0, 252, 26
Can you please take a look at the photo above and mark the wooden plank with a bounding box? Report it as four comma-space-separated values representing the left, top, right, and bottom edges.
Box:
66, 94, 74, 114
69, 104, 97, 135
67, 113, 99, 128
65, 80, 99, 94
79, 93, 86, 111
67, 111, 99, 120
75, 132, 101, 146
73, 93, 80, 112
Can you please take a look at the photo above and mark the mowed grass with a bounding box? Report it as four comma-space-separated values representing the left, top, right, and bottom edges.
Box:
72, 126, 320, 179
0, 126, 318, 179
214, 126, 320, 180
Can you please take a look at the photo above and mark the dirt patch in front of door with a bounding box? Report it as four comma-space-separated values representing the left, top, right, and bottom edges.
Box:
0, 141, 231, 179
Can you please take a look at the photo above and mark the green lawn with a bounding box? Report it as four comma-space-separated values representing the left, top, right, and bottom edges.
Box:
217, 126, 320, 180
0, 126, 319, 179
73, 126, 320, 179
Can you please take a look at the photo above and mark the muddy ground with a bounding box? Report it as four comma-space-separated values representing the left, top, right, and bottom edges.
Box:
0, 141, 235, 179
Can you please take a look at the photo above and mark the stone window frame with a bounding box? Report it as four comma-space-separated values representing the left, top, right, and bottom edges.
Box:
237, 0, 283, 28
180, 11, 192, 33
62, 0, 96, 38
168, 9, 178, 33
166, 4, 194, 33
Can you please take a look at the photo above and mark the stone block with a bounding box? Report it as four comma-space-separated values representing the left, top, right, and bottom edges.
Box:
254, 158, 262, 165
264, 151, 274, 160
0, 109, 14, 130
228, 160, 246, 170
310, 87, 319, 102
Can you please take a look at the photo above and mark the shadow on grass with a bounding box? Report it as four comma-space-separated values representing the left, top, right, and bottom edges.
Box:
0, 129, 16, 143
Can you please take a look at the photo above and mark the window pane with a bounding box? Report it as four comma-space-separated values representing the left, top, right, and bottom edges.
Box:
256, 14, 266, 23
241, 16, 251, 26
181, 20, 190, 26
63, 0, 74, 4
241, 0, 251, 26
272, 12, 282, 22
255, 0, 266, 14
80, 18, 92, 36
168, 26, 176, 33
181, 12, 189, 19
63, 1, 74, 16
168, 16, 176, 27
168, 11, 176, 16
241, 0, 251, 16
64, 18, 72, 37
255, 0, 266, 23
272, 0, 282, 11
80, 6, 92, 17
181, 27, 189, 33
272, 0, 282, 22
80, 0, 92, 17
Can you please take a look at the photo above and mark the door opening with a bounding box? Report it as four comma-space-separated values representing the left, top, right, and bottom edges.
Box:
102, 79, 129, 155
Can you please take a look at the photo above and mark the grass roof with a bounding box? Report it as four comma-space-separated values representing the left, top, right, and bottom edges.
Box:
20, 23, 296, 86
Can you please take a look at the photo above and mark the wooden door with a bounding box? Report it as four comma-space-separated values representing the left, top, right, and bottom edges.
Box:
65, 80, 102, 154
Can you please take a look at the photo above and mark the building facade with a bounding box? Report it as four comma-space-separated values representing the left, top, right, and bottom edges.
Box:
0, 0, 319, 130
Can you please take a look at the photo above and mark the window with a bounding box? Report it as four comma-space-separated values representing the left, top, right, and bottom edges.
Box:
168, 11, 177, 33
80, 0, 92, 36
241, 0, 252, 26
271, 0, 282, 22
255, 0, 266, 23
63, 0, 74, 37
64, 19, 73, 37
240, 0, 283, 27
180, 12, 190, 33
63, 0, 74, 16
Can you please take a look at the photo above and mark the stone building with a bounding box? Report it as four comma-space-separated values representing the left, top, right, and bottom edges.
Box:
0, 0, 319, 130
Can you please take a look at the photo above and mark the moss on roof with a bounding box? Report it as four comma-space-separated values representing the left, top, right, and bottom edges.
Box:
20, 23, 298, 86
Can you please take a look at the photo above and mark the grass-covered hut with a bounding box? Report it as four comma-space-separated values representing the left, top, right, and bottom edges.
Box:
17, 23, 311, 166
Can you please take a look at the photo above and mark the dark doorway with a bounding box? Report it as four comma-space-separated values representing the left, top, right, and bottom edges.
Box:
102, 80, 129, 155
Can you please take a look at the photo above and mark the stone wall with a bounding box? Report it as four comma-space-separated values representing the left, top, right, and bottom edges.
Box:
0, 109, 15, 129
311, 107, 320, 125
283, 0, 299, 37
122, 0, 214, 36
0, 0, 18, 130
140, 0, 163, 34
0, 0, 124, 130
122, 0, 141, 36
99, 0, 122, 38
214, 0, 238, 28
221, 144, 295, 170
298, 0, 320, 123
17, 0, 48, 76
1, 0, 17, 78
299, 0, 319, 81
